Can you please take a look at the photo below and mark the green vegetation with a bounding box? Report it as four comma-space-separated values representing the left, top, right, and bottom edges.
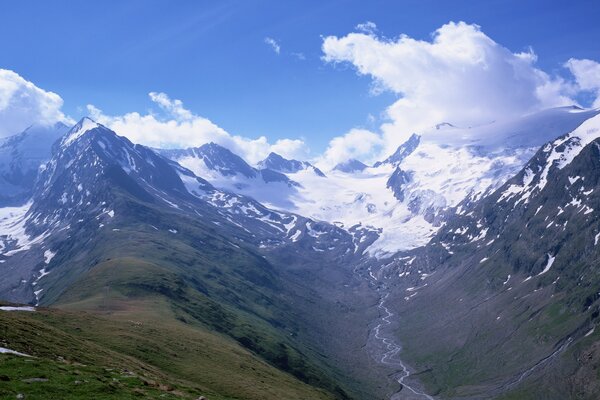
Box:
0, 301, 335, 400
0, 356, 184, 400
0, 184, 371, 399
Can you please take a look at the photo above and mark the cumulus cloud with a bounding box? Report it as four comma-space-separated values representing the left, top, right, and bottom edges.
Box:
355, 21, 377, 35
322, 21, 578, 160
317, 128, 384, 170
0, 69, 72, 137
565, 58, 600, 107
88, 92, 308, 164
264, 37, 281, 55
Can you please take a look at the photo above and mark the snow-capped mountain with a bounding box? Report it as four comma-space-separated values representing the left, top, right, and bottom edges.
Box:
333, 159, 368, 173
258, 152, 326, 177
0, 122, 69, 205
158, 144, 306, 209
165, 106, 599, 258
377, 110, 600, 282
0, 118, 375, 305
2, 109, 600, 400
159, 144, 298, 184
373, 133, 420, 167
364, 112, 600, 400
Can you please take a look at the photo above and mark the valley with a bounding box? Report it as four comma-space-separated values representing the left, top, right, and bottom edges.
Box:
2, 108, 600, 400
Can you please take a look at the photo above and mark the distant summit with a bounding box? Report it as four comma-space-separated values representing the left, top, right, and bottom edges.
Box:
258, 152, 325, 177
374, 133, 420, 167
333, 159, 368, 173
158, 143, 297, 186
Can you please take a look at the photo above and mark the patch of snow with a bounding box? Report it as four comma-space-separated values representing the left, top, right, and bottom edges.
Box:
0, 306, 35, 312
290, 230, 302, 242
538, 253, 556, 276
0, 347, 31, 357
43, 250, 55, 264
585, 327, 595, 337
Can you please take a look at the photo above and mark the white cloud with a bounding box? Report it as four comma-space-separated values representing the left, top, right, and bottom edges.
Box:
355, 21, 377, 35
317, 128, 383, 170
0, 69, 72, 137
322, 21, 578, 160
264, 37, 281, 55
565, 58, 600, 107
88, 92, 308, 164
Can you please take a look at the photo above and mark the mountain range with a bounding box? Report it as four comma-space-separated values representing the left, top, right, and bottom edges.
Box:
2, 106, 600, 399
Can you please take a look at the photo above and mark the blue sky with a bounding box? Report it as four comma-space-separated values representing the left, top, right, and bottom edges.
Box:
1, 0, 600, 163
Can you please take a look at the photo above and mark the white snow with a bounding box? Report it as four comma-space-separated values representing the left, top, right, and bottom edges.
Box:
43, 250, 55, 264
585, 327, 595, 337
0, 202, 50, 257
0, 306, 35, 312
538, 254, 556, 276
164, 107, 600, 256
290, 230, 302, 242
33, 267, 50, 286
61, 118, 100, 147
0, 347, 31, 357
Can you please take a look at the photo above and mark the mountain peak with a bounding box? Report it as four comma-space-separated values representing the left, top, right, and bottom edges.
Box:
374, 133, 421, 167
333, 158, 368, 173
61, 117, 103, 147
258, 152, 325, 177
263, 152, 286, 163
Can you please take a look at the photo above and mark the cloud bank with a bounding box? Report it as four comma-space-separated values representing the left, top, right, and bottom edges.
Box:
88, 92, 308, 164
0, 69, 72, 137
566, 58, 600, 108
320, 21, 594, 164
2, 21, 600, 170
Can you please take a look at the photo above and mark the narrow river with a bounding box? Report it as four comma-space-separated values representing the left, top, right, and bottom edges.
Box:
371, 291, 434, 400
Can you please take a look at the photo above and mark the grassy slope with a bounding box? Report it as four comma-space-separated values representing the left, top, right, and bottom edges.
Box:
1, 181, 363, 399
0, 300, 334, 400
388, 246, 600, 399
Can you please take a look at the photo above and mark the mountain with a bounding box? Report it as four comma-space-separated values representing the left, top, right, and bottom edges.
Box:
158, 144, 307, 209
385, 166, 411, 202
368, 112, 600, 399
333, 159, 368, 173
0, 118, 384, 400
4, 107, 600, 400
373, 133, 420, 167
0, 122, 69, 205
159, 143, 295, 182
156, 107, 600, 259
258, 152, 326, 177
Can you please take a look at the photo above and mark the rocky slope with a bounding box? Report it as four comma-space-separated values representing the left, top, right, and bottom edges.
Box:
370, 112, 600, 399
